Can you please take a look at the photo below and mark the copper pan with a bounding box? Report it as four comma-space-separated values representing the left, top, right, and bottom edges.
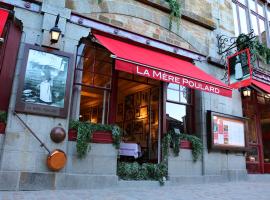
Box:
14, 112, 67, 171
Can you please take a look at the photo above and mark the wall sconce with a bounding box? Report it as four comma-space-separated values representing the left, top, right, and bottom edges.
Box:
242, 87, 251, 97
50, 14, 61, 44
265, 94, 270, 99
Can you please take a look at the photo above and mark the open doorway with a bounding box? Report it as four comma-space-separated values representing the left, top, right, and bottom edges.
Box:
116, 72, 161, 163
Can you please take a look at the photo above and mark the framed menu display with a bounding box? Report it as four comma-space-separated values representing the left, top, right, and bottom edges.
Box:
207, 111, 247, 151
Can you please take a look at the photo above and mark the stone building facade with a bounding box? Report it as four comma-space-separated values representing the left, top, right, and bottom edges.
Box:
0, 0, 247, 190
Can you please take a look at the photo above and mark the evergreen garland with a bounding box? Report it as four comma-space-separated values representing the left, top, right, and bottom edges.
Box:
167, 130, 203, 162
69, 120, 122, 158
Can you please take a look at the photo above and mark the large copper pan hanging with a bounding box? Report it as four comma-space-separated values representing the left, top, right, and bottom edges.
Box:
14, 112, 67, 171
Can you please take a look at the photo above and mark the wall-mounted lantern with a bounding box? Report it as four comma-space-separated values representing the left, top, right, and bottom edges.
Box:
242, 87, 251, 97
50, 14, 61, 44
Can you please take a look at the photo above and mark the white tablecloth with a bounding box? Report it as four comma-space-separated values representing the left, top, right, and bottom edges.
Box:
119, 143, 141, 158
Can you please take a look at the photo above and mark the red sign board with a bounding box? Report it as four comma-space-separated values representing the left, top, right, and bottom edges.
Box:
0, 9, 9, 37
227, 48, 253, 89
116, 60, 232, 97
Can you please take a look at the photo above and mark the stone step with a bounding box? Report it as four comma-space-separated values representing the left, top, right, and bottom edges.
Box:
248, 174, 270, 182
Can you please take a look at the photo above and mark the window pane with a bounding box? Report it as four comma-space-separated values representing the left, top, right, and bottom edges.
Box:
179, 86, 189, 104
167, 89, 179, 102
239, 6, 249, 34
232, 3, 240, 36
80, 86, 109, 124
239, 0, 247, 5
166, 102, 187, 133
267, 8, 270, 21
257, 2, 264, 17
249, 0, 256, 12
259, 18, 267, 44
251, 14, 259, 35
168, 83, 179, 90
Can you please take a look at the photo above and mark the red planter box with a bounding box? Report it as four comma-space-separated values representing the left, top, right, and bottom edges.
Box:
68, 129, 77, 141
68, 129, 113, 143
92, 131, 113, 144
180, 140, 192, 149
0, 122, 6, 134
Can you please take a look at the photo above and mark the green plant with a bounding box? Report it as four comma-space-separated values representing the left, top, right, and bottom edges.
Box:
117, 162, 167, 185
236, 33, 270, 65
167, 130, 203, 162
117, 133, 170, 185
0, 111, 7, 124
69, 120, 122, 158
165, 0, 181, 30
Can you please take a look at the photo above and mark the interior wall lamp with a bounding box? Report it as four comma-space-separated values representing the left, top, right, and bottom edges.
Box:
50, 14, 61, 44
242, 87, 251, 97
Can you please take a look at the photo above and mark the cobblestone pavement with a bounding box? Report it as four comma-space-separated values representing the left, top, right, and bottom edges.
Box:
1, 182, 270, 200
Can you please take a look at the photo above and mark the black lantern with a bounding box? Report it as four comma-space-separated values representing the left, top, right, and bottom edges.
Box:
50, 14, 61, 44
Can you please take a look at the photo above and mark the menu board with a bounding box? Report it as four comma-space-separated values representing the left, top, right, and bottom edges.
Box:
208, 111, 246, 151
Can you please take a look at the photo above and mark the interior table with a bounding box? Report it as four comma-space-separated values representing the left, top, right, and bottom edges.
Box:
119, 142, 142, 158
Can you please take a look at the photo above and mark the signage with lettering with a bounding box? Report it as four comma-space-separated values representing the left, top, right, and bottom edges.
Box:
116, 60, 232, 97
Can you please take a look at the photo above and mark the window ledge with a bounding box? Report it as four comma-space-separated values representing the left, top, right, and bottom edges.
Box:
136, 0, 216, 30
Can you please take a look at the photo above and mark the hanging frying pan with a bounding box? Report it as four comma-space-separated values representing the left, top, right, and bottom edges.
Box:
13, 112, 67, 171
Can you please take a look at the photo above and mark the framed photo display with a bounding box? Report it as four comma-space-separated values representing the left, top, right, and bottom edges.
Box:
15, 44, 73, 118
207, 111, 247, 151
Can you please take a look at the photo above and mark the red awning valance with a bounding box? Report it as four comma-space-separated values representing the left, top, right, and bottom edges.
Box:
94, 32, 232, 97
252, 80, 270, 94
0, 9, 9, 37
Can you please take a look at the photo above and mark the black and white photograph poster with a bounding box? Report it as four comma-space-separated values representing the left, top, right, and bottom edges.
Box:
16, 44, 73, 118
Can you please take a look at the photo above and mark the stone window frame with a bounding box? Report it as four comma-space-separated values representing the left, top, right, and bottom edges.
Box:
232, 0, 270, 46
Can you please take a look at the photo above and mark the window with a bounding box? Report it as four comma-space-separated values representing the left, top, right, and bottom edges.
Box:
74, 42, 113, 124
232, 0, 269, 45
166, 84, 193, 134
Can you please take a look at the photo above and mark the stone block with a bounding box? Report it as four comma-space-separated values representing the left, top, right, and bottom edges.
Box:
55, 174, 118, 189
63, 38, 78, 54
168, 149, 202, 176
92, 156, 117, 175
19, 172, 56, 190
0, 171, 20, 190
42, 13, 67, 32
64, 23, 90, 41
22, 28, 43, 45
1, 150, 36, 171
41, 3, 71, 19
66, 155, 93, 174
14, 8, 42, 30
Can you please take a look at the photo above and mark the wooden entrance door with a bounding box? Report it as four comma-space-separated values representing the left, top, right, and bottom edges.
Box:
243, 92, 264, 173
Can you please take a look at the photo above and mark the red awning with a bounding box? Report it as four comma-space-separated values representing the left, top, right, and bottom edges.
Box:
0, 9, 9, 37
94, 32, 232, 97
252, 80, 270, 94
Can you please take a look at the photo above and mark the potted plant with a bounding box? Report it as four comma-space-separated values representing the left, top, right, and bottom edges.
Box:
167, 130, 203, 162
0, 111, 7, 133
69, 120, 122, 158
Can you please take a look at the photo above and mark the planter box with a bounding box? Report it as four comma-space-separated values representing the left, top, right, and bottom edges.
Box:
92, 130, 113, 143
68, 129, 113, 143
68, 129, 77, 141
0, 122, 6, 134
180, 140, 192, 149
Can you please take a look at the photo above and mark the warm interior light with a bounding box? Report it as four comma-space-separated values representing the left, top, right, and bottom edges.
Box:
265, 94, 270, 99
242, 87, 251, 97
50, 26, 61, 44
50, 14, 61, 44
